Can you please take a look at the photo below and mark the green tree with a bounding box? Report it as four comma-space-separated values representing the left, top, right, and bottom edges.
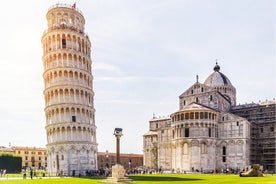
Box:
0, 152, 22, 173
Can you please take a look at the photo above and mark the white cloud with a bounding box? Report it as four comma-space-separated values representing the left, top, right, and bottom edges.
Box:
93, 62, 120, 72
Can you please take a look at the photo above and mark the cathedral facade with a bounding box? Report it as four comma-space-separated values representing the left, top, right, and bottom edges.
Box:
42, 4, 97, 176
143, 63, 252, 172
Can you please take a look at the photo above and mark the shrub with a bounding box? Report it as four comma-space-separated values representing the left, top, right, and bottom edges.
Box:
0, 152, 22, 173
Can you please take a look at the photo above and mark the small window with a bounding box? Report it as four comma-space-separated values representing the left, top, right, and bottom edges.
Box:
156, 124, 158, 128
196, 97, 199, 103
72, 116, 76, 122
201, 87, 204, 92
237, 121, 239, 126
183, 100, 186, 105
222, 156, 226, 162
208, 128, 211, 137
260, 127, 263, 133
62, 39, 66, 48
185, 128, 189, 137
271, 127, 274, 132
191, 90, 193, 94
222, 146, 226, 155
210, 95, 213, 101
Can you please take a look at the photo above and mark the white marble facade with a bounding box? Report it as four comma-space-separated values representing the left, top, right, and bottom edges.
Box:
143, 63, 251, 172
42, 4, 97, 176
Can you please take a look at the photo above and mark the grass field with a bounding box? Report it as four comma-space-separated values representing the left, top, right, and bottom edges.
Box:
0, 174, 275, 184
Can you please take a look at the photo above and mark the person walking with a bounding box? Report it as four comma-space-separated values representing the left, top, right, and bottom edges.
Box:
30, 169, 33, 179
23, 170, 26, 179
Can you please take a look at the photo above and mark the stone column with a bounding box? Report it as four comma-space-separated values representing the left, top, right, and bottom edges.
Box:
116, 135, 121, 164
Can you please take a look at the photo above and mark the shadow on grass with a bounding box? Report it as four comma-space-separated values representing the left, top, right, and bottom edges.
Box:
128, 175, 203, 182
74, 175, 203, 182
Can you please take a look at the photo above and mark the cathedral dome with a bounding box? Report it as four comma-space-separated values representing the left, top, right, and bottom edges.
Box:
204, 63, 232, 87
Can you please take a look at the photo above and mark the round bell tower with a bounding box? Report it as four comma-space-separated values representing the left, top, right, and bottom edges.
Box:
41, 3, 97, 176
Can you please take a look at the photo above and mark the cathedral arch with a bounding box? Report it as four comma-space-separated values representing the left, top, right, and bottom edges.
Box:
190, 112, 194, 119
200, 142, 208, 154
195, 112, 199, 119
183, 142, 189, 154
57, 34, 61, 49
190, 140, 199, 147
69, 70, 73, 79
181, 113, 184, 120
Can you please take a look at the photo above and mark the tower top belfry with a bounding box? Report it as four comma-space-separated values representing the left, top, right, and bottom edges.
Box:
46, 3, 85, 32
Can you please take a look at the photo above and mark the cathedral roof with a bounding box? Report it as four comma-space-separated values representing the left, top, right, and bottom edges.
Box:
204, 63, 232, 87
175, 102, 220, 113
143, 131, 158, 136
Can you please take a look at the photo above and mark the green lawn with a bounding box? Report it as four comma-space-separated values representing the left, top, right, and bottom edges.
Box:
0, 174, 275, 184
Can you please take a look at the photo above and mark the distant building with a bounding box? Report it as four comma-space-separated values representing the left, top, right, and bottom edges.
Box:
0, 146, 14, 154
1, 146, 143, 173
12, 147, 47, 170
143, 63, 275, 173
97, 151, 143, 170
0, 146, 47, 170
231, 100, 276, 172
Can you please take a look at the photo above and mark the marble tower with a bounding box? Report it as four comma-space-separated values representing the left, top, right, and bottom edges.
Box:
42, 4, 97, 176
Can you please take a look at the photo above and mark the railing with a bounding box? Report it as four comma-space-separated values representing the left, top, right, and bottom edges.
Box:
48, 3, 83, 16
42, 24, 90, 40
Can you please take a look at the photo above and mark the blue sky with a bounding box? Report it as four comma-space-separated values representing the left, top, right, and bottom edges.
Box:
0, 0, 274, 154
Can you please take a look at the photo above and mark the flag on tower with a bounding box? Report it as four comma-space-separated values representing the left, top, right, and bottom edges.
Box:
71, 2, 76, 9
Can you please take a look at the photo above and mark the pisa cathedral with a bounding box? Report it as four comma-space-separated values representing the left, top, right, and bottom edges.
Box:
42, 4, 97, 176
143, 63, 275, 172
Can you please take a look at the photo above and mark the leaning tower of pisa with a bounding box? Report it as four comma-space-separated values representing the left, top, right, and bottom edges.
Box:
41, 4, 97, 176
